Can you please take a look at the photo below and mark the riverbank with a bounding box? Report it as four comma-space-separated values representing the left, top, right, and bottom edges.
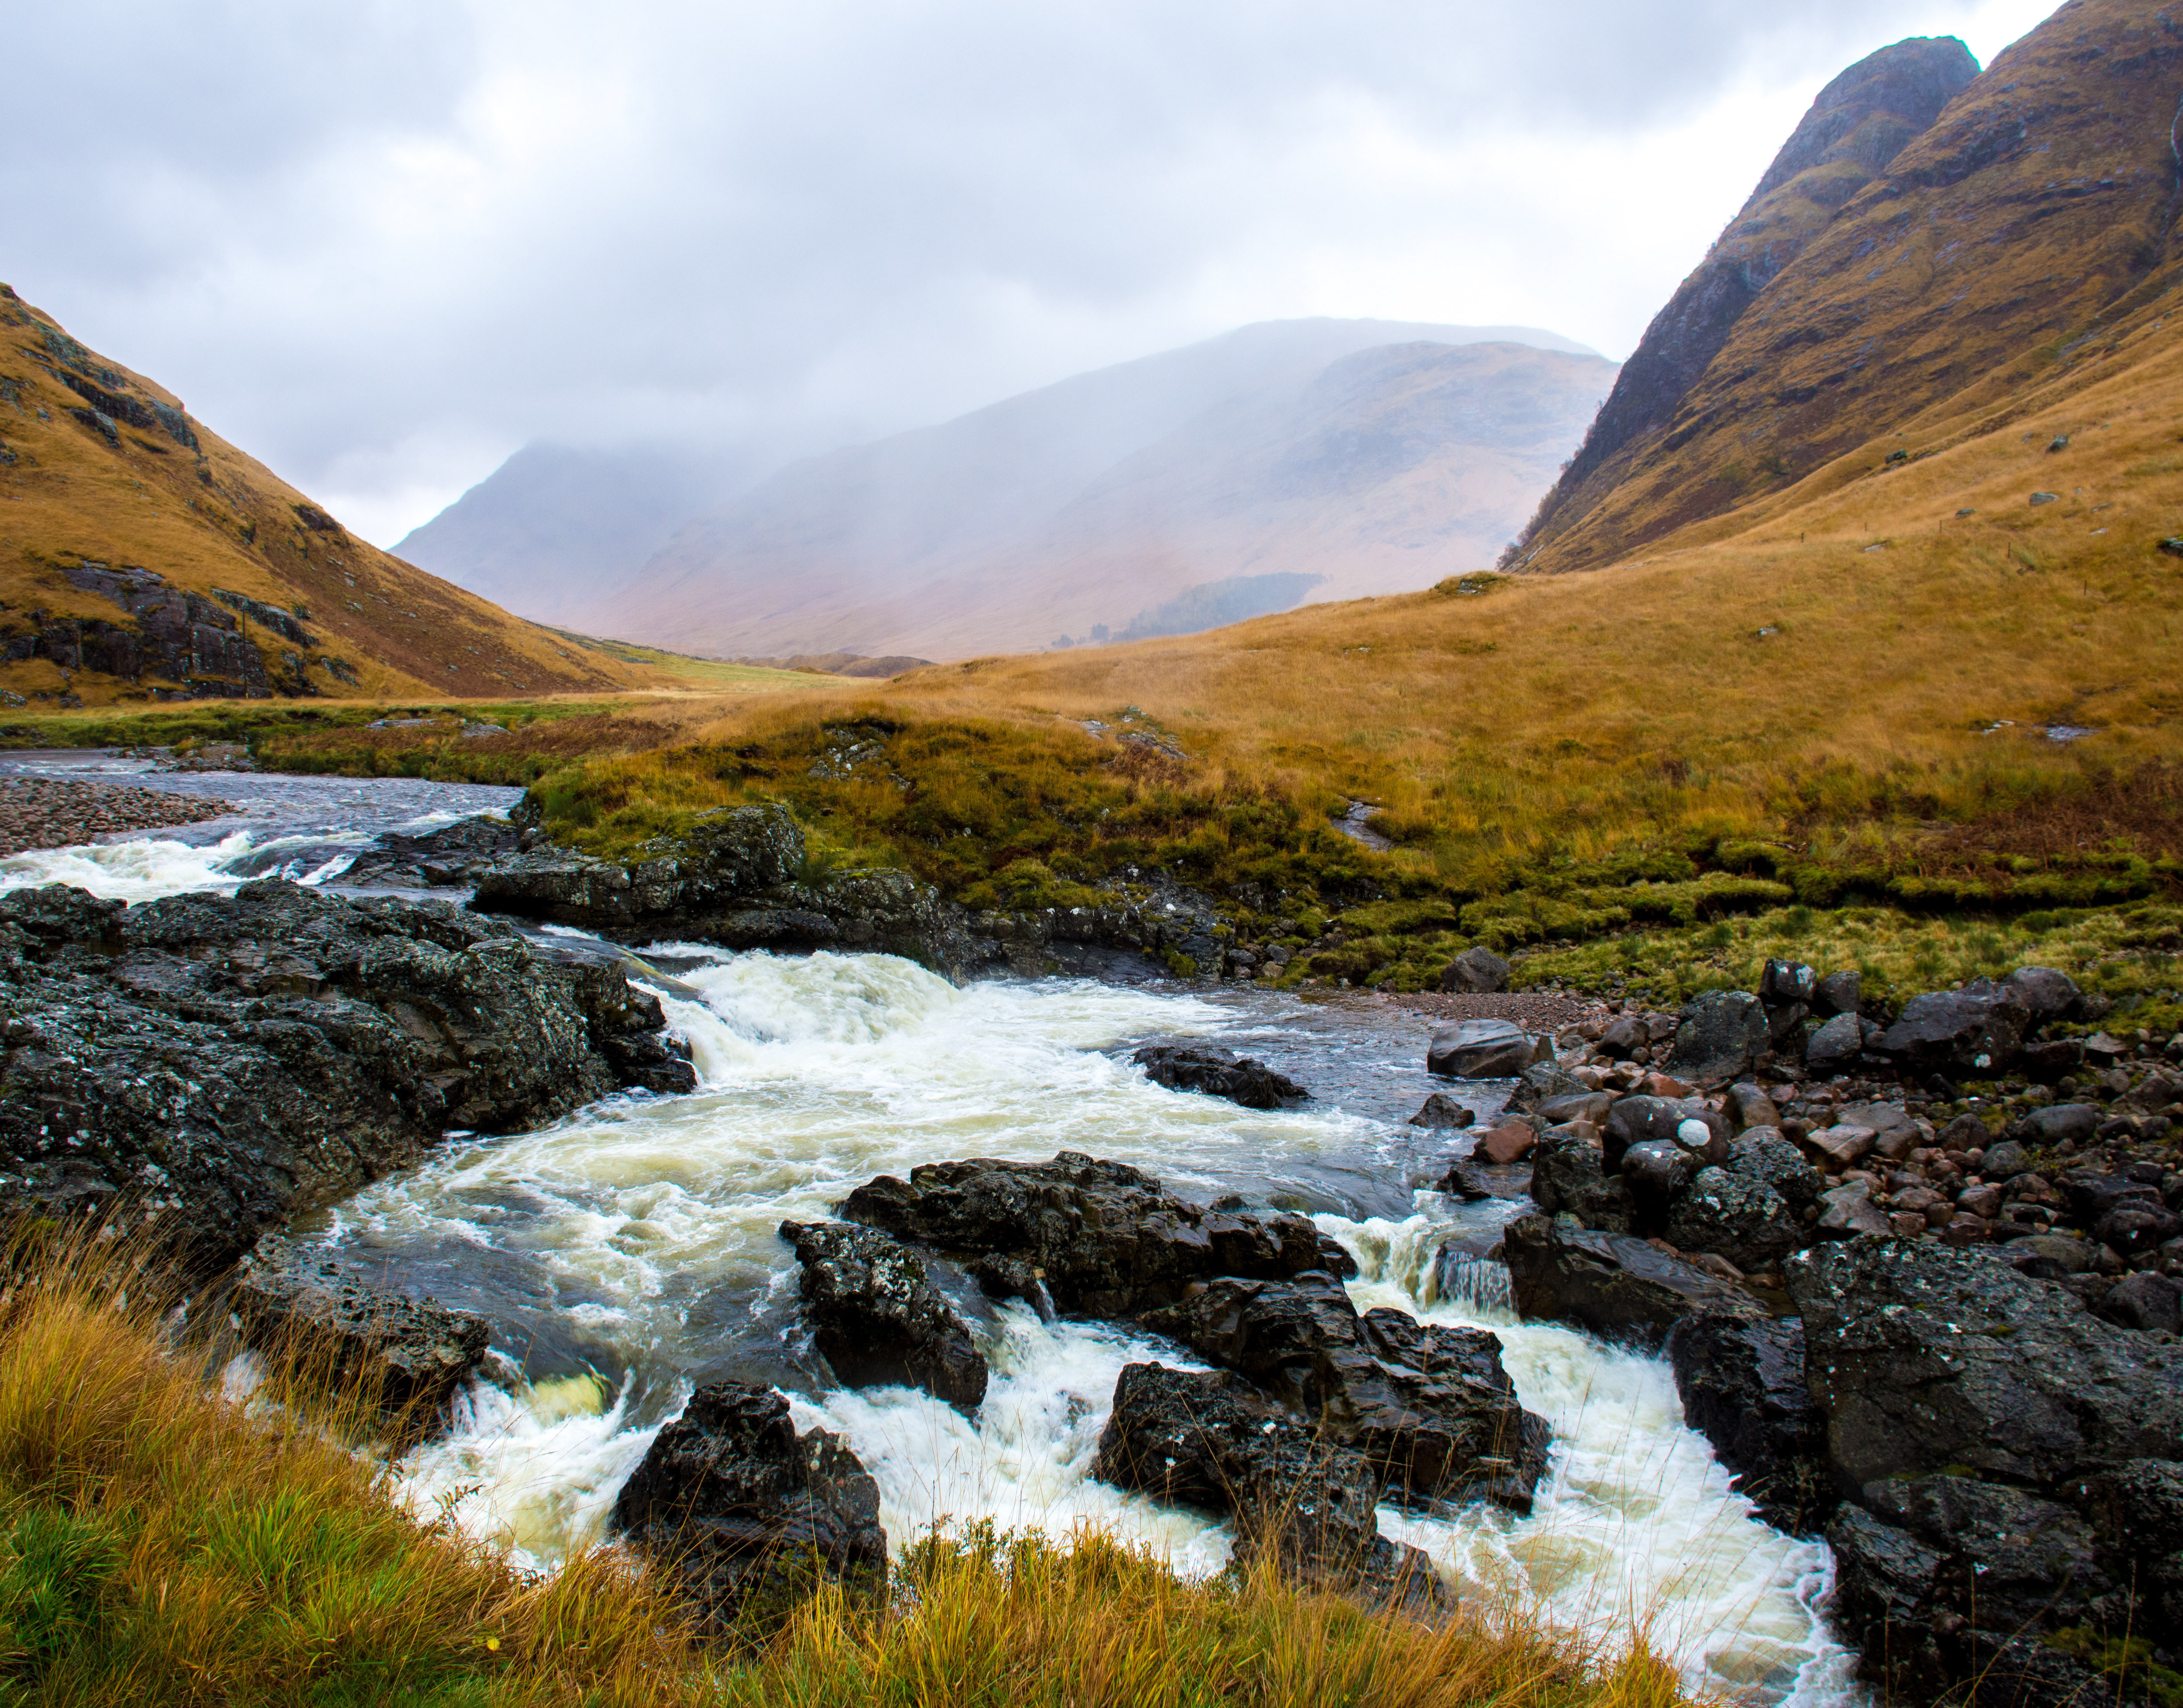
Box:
0, 775, 228, 856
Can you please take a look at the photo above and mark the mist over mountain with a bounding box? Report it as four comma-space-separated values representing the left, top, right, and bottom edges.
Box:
555, 318, 1612, 659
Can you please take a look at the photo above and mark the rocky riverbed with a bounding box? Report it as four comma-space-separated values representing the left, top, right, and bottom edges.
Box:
0, 775, 228, 855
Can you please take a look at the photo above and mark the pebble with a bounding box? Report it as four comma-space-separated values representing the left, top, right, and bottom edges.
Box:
0, 778, 228, 857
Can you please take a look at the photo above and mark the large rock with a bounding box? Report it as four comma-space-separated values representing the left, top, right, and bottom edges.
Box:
2000, 965, 2083, 1025
1665, 990, 1768, 1085
1505, 1059, 1589, 1115
1437, 946, 1510, 994
1602, 1096, 1726, 1167
779, 1221, 987, 1410
0, 880, 694, 1271
1664, 1312, 1826, 1533
1802, 1011, 1867, 1077
1407, 1092, 1474, 1130
230, 1235, 489, 1437
336, 813, 526, 889
610, 1381, 885, 1627
1137, 1272, 1551, 1513
1528, 1129, 1634, 1231
1131, 1044, 1308, 1108
472, 801, 976, 979
1661, 1165, 1800, 1274
1876, 979, 2030, 1076
1426, 1018, 1541, 1079
1502, 1214, 1758, 1349
837, 1151, 1343, 1318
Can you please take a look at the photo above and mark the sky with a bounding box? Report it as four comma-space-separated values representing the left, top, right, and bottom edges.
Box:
7, 0, 2057, 547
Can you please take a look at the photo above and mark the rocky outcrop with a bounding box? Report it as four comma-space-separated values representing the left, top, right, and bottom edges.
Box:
1137, 1272, 1551, 1513
1663, 1312, 1826, 1533
1132, 1044, 1308, 1108
231, 1235, 489, 1437
837, 1151, 1344, 1317
1502, 1214, 1757, 1348
337, 815, 526, 888
1876, 979, 2030, 1076
0, 879, 695, 1270
779, 1221, 987, 1411
610, 1381, 886, 1627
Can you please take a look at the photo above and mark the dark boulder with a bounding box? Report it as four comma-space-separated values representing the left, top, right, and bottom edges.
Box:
1665, 1312, 1827, 1533
779, 1221, 987, 1410
231, 1235, 488, 1437
1876, 979, 2029, 1076
1437, 946, 1509, 994
1132, 1044, 1308, 1108
1502, 1214, 1758, 1349
1758, 959, 1815, 1008
1602, 1096, 1726, 1167
1528, 1130, 1633, 1231
1979, 1138, 2034, 1180
2101, 1271, 2183, 1334
1661, 1166, 1800, 1274
0, 879, 694, 1271
838, 1151, 1341, 1318
1665, 990, 1768, 1086
1723, 1082, 1781, 1132
1407, 1092, 1475, 1129
1505, 1059, 1590, 1115
1723, 1129, 1822, 1208
610, 1381, 885, 1627
1426, 1018, 1540, 1079
336, 814, 526, 889
2001, 965, 2083, 1025
1619, 1139, 1697, 1205
1532, 1091, 1613, 1129
1137, 1272, 1551, 1514
1810, 969, 1860, 1018
2084, 1459, 2183, 1637
1593, 1015, 1646, 1060
1803, 1012, 1866, 1078
2019, 1102, 2100, 1147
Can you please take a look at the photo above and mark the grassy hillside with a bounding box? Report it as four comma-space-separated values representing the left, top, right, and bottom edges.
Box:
0, 286, 666, 706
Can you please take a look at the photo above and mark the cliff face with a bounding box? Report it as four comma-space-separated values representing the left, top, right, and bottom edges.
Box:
0, 287, 652, 706
1504, 34, 1979, 570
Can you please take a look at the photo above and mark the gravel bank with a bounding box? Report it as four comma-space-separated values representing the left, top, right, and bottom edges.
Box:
0, 778, 229, 857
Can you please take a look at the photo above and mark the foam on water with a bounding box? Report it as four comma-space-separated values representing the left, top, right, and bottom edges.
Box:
0, 831, 261, 901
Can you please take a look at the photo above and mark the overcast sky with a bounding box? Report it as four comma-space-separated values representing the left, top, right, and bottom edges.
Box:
8, 0, 2054, 546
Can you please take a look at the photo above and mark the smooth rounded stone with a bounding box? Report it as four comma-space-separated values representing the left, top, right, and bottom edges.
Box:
1811, 969, 1861, 1018
1620, 1139, 1696, 1201
1502, 1213, 1759, 1350
230, 1235, 489, 1438
1528, 1129, 1634, 1232
1594, 1014, 1646, 1060
779, 1221, 988, 1411
1532, 1091, 1613, 1128
838, 1151, 1342, 1319
0, 879, 694, 1272
1437, 945, 1510, 994
2001, 965, 2084, 1024
1664, 1167, 1801, 1273
2093, 1201, 2183, 1255
1759, 959, 1817, 1008
1407, 1092, 1475, 1130
1724, 1082, 1782, 1132
1982, 1139, 2035, 1180
1132, 1044, 1308, 1109
1665, 1311, 1827, 1534
1603, 1096, 1727, 1167
2099, 1271, 2183, 1334
1726, 1129, 1822, 1208
1878, 978, 2031, 1075
1956, 1183, 2004, 1220
1665, 990, 1769, 1087
1803, 1011, 1867, 1077
1475, 1122, 1537, 1165
1426, 1018, 1541, 1079
611, 1381, 886, 1628
2020, 1103, 2101, 1147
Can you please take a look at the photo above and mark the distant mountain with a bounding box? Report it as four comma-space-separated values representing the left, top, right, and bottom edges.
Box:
392, 442, 753, 626
1506, 1, 2183, 572
571, 319, 1613, 659
0, 287, 654, 706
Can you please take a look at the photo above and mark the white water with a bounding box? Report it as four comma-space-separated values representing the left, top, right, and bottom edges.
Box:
0, 829, 358, 900
306, 947, 1857, 1706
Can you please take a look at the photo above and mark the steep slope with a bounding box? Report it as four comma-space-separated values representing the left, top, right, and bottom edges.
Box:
579, 319, 1610, 660
1508, 0, 2183, 572
392, 442, 754, 626
0, 288, 655, 706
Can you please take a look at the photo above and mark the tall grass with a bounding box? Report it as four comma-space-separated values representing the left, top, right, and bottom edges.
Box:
0, 1237, 1692, 1708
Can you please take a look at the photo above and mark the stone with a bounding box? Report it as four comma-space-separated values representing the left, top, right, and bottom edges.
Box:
1527, 1130, 1633, 1231
1603, 1096, 1727, 1167
337, 813, 526, 889
2005, 1235, 2097, 1278
1665, 990, 1768, 1086
1505, 1059, 1589, 1114
1803, 1124, 1876, 1169
1876, 980, 2030, 1076
838, 1151, 1341, 1318
1725, 1129, 1821, 1207
1811, 969, 1861, 1018
2100, 1270, 2183, 1334
1981, 1139, 2034, 1179
779, 1222, 987, 1410
2093, 1200, 2183, 1255
1838, 1102, 1919, 1161
611, 1381, 885, 1627
1759, 959, 1816, 1008
1814, 1185, 1891, 1237
1663, 1167, 1802, 1273
1785, 1238, 2183, 1492
1407, 1093, 1474, 1130
1502, 1214, 1758, 1349
1723, 1083, 1781, 1132
2020, 1103, 2101, 1147
1137, 1274, 1551, 1513
1803, 1012, 1865, 1077
1593, 1015, 1645, 1060
2018, 1038, 2085, 1083
230, 1236, 488, 1438
0, 880, 695, 1272
1426, 1018, 1540, 1079
1132, 1045, 1308, 1109
1619, 1139, 1696, 1203
1437, 945, 1510, 994
1532, 1091, 1613, 1128
1665, 1312, 1826, 1532
1955, 1183, 2002, 1219
2000, 965, 2083, 1025
1476, 1123, 1537, 1165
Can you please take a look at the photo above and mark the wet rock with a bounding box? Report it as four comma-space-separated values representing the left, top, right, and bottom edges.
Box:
1136, 1273, 1551, 1513
1665, 1312, 1827, 1532
1437, 945, 1509, 994
0, 880, 694, 1271
1759, 959, 1815, 1008
1132, 1044, 1308, 1108
2100, 1270, 2183, 1334
1663, 1165, 1802, 1273
230, 1235, 488, 1436
1725, 1129, 1822, 1208
1723, 1083, 1780, 1132
1505, 1059, 1589, 1115
1803, 1011, 1867, 1078
1811, 969, 1860, 1018
1666, 990, 1769, 1086
1532, 1091, 1613, 1129
779, 1221, 987, 1410
1528, 1129, 1634, 1231
1603, 1096, 1727, 1167
1619, 1139, 1696, 1203
1502, 1214, 1758, 1349
1876, 979, 2029, 1076
1406, 1092, 1474, 1130
1474, 1122, 1537, 1164
2019, 1102, 2101, 1147
2000, 965, 2083, 1025
838, 1151, 1340, 1318
337, 814, 525, 888
610, 1381, 886, 1627
1786, 1238, 2183, 1493
1426, 1018, 1541, 1079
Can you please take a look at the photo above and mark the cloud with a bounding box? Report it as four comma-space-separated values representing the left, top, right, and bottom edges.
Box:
5, 0, 2056, 544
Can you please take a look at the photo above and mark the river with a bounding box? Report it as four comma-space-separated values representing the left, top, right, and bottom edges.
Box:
0, 757, 1856, 1705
